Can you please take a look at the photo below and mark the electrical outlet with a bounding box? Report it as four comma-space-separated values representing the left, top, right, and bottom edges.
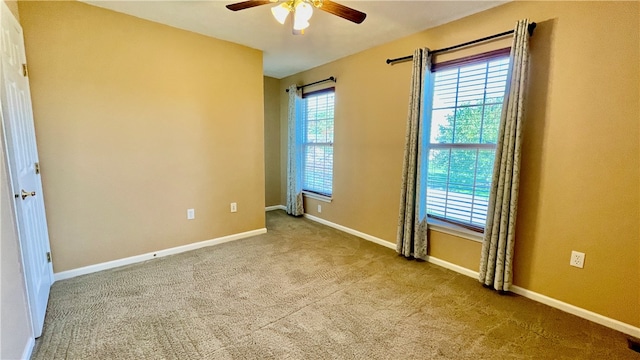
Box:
187, 208, 195, 220
570, 251, 585, 268
230, 202, 237, 213
317, 204, 322, 213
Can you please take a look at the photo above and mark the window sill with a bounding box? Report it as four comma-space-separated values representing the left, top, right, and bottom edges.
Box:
302, 191, 332, 203
427, 218, 483, 243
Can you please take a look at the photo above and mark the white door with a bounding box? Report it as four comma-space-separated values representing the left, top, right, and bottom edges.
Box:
0, 2, 53, 337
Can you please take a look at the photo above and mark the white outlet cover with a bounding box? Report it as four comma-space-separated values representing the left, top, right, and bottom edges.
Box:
187, 209, 195, 220
570, 251, 585, 268
317, 204, 322, 213
230, 202, 237, 213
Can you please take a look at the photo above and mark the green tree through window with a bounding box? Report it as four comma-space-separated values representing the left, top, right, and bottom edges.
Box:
425, 55, 509, 230
302, 88, 334, 196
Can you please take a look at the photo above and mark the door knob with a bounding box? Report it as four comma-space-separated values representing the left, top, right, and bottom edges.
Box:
21, 189, 36, 200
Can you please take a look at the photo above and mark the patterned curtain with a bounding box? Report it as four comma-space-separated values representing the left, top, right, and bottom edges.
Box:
479, 19, 531, 291
286, 84, 304, 216
397, 48, 433, 260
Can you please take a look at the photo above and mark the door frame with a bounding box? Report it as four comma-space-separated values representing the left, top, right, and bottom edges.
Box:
0, 0, 54, 338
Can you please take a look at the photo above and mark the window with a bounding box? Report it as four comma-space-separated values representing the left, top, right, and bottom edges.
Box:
425, 50, 510, 231
301, 88, 334, 197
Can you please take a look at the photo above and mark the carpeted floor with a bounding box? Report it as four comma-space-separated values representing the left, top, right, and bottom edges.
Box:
32, 210, 637, 359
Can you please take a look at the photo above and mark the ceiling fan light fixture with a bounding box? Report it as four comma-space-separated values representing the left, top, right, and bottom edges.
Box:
271, 3, 290, 24
293, 19, 310, 31
294, 1, 313, 22
292, 1, 313, 30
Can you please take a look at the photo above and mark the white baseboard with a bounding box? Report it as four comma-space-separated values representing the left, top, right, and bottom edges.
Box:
21, 336, 34, 360
303, 214, 396, 250
302, 213, 640, 338
265, 205, 286, 211
424, 255, 480, 279
54, 228, 267, 282
509, 285, 640, 338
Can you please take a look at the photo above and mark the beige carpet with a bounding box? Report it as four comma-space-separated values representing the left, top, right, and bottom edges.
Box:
32, 210, 637, 359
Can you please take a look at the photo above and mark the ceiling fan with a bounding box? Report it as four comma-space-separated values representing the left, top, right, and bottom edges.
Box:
226, 0, 367, 35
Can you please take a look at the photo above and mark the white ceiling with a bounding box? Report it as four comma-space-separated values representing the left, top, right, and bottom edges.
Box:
84, 1, 507, 79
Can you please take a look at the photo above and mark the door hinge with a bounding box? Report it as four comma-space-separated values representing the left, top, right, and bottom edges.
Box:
46, 252, 51, 263
22, 63, 28, 77
34, 162, 40, 174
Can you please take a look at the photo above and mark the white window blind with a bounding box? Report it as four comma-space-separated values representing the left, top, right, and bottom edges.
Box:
426, 54, 510, 230
302, 89, 334, 196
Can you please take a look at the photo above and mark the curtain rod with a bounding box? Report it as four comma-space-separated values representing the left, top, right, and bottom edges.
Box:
386, 22, 537, 65
286, 76, 336, 92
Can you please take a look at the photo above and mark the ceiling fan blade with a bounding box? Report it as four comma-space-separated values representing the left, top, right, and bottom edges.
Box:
318, 1, 366, 24
226, 1, 273, 11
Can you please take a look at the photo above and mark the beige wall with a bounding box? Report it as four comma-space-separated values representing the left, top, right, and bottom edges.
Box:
1, 2, 34, 359
264, 76, 281, 207
280, 1, 639, 327
19, 1, 265, 272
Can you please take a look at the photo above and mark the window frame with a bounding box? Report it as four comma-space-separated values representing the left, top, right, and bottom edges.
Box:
424, 48, 511, 234
300, 87, 335, 199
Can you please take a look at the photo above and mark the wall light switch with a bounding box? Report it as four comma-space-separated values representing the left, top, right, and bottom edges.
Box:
317, 204, 322, 213
187, 209, 195, 220
230, 202, 237, 213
